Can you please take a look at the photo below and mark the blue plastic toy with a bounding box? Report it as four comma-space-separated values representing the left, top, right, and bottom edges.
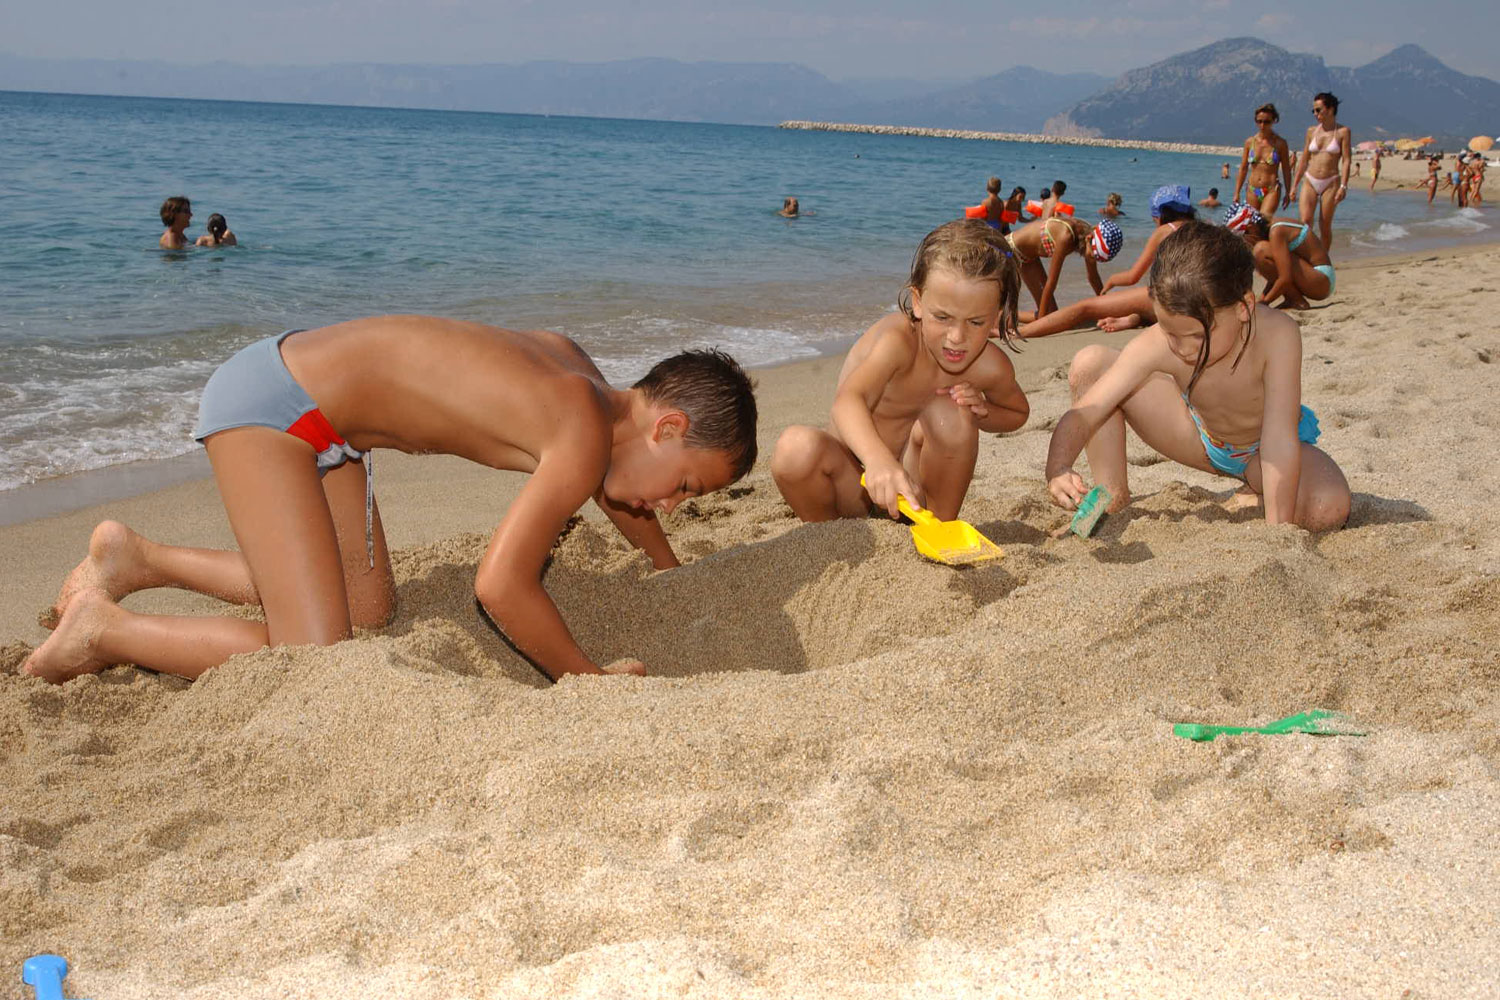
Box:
22, 954, 90, 1000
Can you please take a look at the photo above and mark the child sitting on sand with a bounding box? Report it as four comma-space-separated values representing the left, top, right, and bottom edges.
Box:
1006, 213, 1123, 318
771, 219, 1029, 522
1044, 221, 1349, 531
195, 213, 237, 247
26, 318, 758, 684
159, 195, 192, 249
1222, 202, 1336, 309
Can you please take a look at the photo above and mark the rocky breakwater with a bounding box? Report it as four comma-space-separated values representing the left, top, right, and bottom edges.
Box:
779, 121, 1239, 157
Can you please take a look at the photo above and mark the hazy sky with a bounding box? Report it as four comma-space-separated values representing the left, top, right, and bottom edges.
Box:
4, 0, 1496, 83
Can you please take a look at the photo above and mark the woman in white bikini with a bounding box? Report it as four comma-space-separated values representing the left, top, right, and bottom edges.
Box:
1288, 92, 1351, 253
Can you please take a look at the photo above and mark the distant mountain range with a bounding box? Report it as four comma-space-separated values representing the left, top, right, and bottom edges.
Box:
1048, 38, 1499, 146
1, 39, 1494, 145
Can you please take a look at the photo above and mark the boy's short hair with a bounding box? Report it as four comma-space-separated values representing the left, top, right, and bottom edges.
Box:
160, 196, 190, 226
1052, 180, 1067, 197
986, 176, 1001, 194
634, 349, 758, 480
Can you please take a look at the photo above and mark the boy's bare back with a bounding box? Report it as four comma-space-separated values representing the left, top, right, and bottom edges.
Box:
280, 316, 615, 476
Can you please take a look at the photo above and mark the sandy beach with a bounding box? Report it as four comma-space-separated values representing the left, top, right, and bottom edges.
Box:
3, 240, 1499, 997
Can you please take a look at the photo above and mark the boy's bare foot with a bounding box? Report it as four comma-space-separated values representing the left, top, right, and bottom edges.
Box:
1097, 313, 1142, 332
23, 588, 120, 683
42, 521, 148, 630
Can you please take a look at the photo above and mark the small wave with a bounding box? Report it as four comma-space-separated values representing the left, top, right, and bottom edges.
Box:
1424, 208, 1490, 234
1350, 222, 1410, 248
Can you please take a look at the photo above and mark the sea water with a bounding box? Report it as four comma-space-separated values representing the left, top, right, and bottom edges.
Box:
0, 89, 1491, 496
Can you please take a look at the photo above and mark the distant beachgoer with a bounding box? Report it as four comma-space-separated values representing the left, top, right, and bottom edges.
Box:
1224, 202, 1335, 310
1472, 156, 1486, 205
979, 176, 1008, 231
1045, 220, 1349, 531
195, 213, 237, 248
1025, 188, 1052, 221
1005, 186, 1027, 221
1221, 163, 1231, 180
159, 196, 192, 250
771, 219, 1028, 523
1004, 214, 1122, 317
1063, 184, 1193, 334
1368, 146, 1382, 192
1199, 188, 1222, 208
1234, 103, 1293, 219
778, 197, 800, 218
1289, 92, 1351, 252
1426, 156, 1441, 204
1099, 192, 1123, 218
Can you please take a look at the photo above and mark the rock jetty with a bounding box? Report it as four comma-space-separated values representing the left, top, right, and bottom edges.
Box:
779, 121, 1239, 157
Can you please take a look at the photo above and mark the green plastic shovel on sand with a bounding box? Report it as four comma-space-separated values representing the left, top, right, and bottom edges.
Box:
1173, 710, 1367, 742
861, 474, 1003, 566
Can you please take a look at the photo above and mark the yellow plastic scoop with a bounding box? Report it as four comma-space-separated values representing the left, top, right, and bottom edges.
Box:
862, 475, 1003, 566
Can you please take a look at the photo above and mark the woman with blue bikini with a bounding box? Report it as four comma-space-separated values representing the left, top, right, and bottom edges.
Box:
1233, 103, 1293, 219
1221, 203, 1336, 310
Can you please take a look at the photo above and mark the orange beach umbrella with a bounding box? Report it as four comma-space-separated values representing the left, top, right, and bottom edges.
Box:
1471, 136, 1495, 152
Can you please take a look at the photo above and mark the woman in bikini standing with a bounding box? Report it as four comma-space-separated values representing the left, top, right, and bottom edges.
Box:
1288, 92, 1351, 253
1233, 103, 1293, 218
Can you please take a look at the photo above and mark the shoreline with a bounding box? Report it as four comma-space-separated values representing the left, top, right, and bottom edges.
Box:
3, 237, 1497, 534
779, 120, 1240, 156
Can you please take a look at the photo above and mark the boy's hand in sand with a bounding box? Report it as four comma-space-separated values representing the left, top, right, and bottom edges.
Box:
601, 657, 647, 676
863, 463, 924, 519
940, 382, 988, 418
1047, 469, 1087, 510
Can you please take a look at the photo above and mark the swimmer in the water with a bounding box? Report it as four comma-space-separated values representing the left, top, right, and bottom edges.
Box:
195, 213, 238, 247
159, 196, 192, 250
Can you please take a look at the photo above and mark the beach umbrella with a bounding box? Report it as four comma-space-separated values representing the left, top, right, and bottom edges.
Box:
1394, 138, 1423, 151
1356, 140, 1381, 151
1471, 136, 1495, 152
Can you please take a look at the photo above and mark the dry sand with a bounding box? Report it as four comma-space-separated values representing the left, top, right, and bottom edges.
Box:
3, 244, 1499, 997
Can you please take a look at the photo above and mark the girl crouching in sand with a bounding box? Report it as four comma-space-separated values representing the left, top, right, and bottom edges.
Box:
1222, 202, 1336, 309
1005, 214, 1123, 318
1044, 221, 1350, 531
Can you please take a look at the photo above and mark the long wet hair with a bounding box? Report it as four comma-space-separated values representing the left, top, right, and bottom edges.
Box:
898, 219, 1022, 349
1147, 221, 1256, 397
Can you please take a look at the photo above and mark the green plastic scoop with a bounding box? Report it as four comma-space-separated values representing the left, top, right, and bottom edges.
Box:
1173, 709, 1367, 742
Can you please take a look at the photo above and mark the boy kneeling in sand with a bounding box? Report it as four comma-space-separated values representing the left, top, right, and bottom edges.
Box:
772, 220, 1029, 522
27, 317, 757, 683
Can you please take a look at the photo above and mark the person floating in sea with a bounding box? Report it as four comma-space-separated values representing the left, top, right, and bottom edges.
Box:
1223, 202, 1336, 310
1044, 220, 1349, 531
195, 213, 237, 247
1199, 188, 1222, 209
1099, 193, 1124, 218
1288, 92, 1351, 253
159, 195, 193, 250
778, 197, 801, 218
1020, 185, 1191, 339
1233, 103, 1293, 220
1221, 163, 1231, 180
1007, 214, 1122, 318
772, 219, 1029, 523
26, 318, 758, 683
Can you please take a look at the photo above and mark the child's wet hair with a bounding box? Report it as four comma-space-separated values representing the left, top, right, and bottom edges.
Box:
633, 349, 758, 480
898, 219, 1022, 349
206, 213, 228, 239
1147, 220, 1256, 396
1106, 192, 1122, 206
160, 195, 190, 225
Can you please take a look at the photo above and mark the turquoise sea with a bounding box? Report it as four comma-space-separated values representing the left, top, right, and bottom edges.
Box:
0, 89, 1492, 499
